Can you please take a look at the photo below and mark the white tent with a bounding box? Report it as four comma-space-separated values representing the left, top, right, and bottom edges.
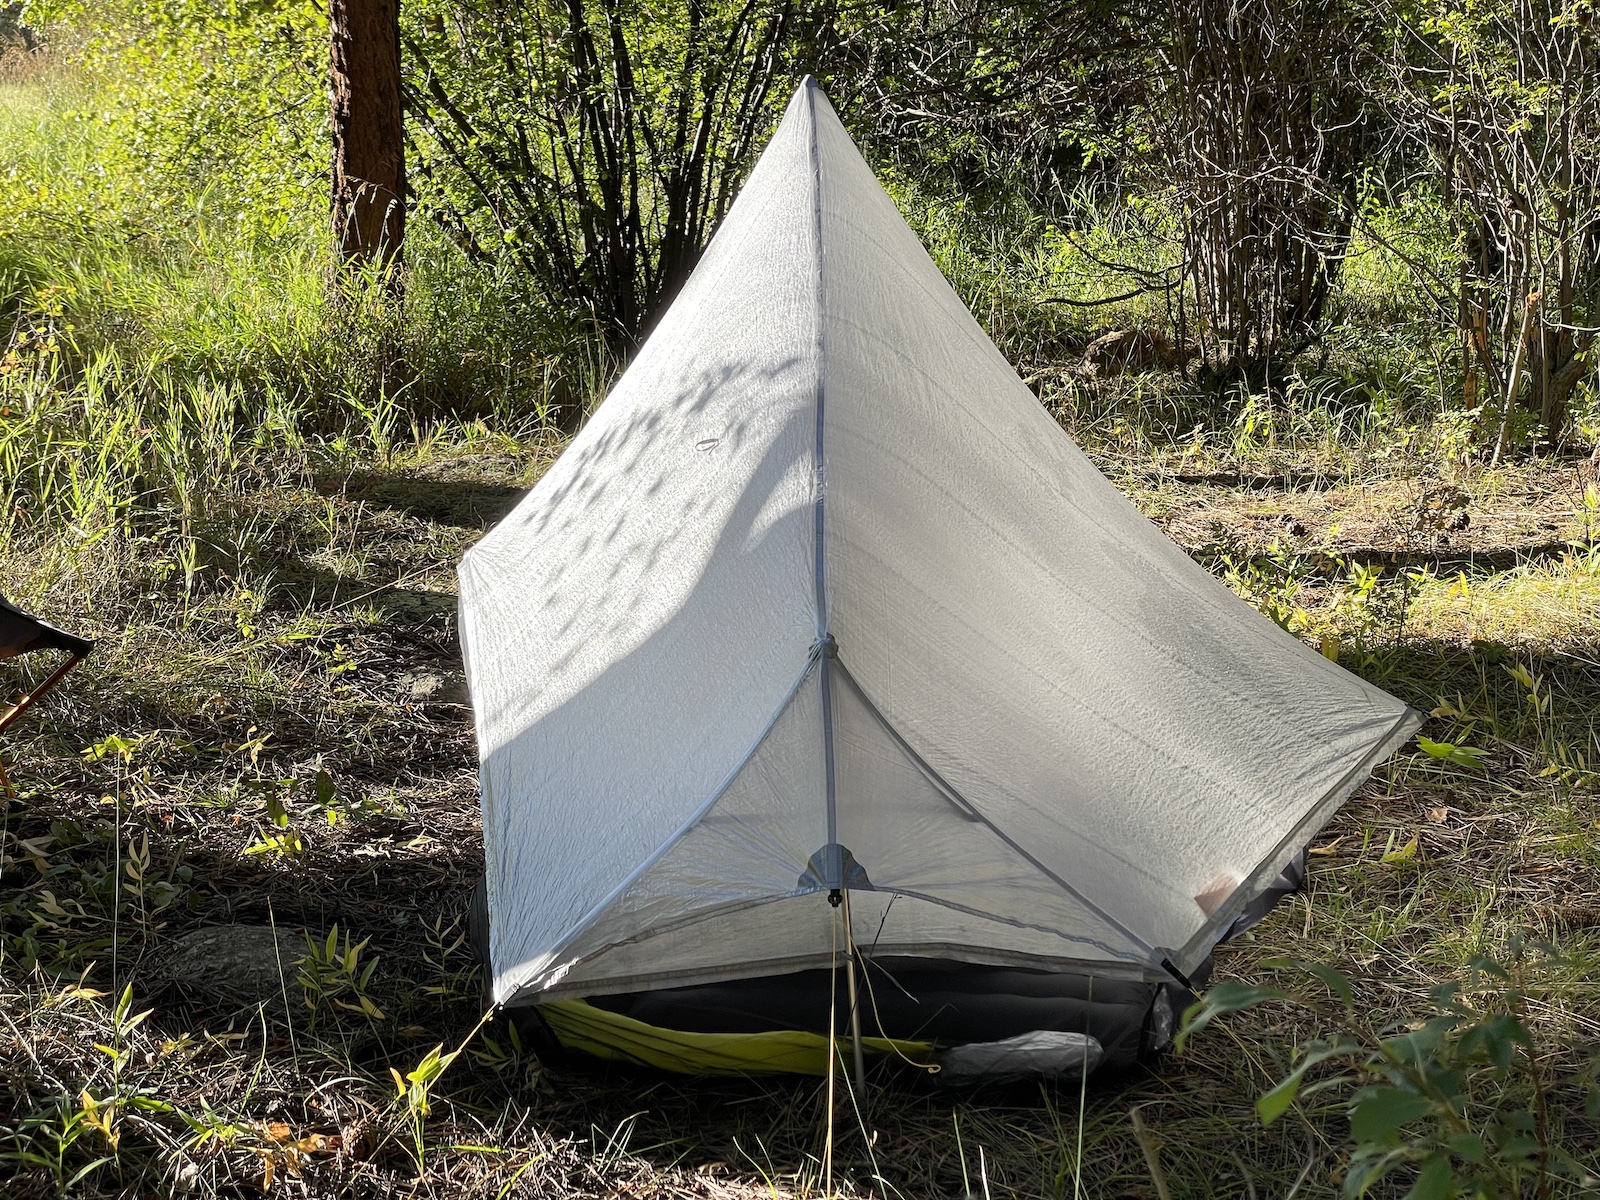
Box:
459, 78, 1421, 1011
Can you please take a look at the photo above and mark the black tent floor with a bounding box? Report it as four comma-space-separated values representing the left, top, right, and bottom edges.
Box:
575, 956, 1186, 1071
468, 880, 1240, 1077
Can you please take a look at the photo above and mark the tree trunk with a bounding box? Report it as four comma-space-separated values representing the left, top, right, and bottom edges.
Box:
330, 0, 405, 265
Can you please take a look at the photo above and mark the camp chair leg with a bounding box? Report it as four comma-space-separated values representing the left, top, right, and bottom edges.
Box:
0, 653, 85, 737
0, 653, 85, 803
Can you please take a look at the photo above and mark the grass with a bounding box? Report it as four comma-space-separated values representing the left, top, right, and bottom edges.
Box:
3, 51, 1600, 1200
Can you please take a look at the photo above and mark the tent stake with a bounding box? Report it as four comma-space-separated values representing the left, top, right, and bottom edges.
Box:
841, 889, 867, 1098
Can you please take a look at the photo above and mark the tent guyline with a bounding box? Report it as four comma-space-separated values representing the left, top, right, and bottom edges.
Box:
459, 76, 1422, 1012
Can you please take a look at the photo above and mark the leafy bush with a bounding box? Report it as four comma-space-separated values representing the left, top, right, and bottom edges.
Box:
20, 0, 326, 234
1179, 942, 1600, 1197
403, 0, 809, 356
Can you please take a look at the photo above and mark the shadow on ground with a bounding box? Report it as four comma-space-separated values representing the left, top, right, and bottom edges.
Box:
338, 467, 528, 531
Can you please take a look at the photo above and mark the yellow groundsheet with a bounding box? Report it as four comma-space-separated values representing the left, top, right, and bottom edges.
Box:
539, 999, 935, 1077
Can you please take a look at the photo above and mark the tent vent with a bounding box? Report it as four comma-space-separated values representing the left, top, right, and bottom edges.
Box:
799, 843, 871, 892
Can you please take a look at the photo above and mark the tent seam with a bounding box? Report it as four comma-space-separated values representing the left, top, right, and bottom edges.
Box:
868, 888, 1148, 967
546, 886, 1145, 995
806, 77, 841, 886
511, 941, 1155, 1005
806, 94, 828, 634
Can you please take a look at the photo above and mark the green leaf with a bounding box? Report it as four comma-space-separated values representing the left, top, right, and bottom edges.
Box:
1350, 1087, 1435, 1144
1383, 1017, 1452, 1065
1343, 1147, 1399, 1197
1496, 1135, 1541, 1160
1417, 1064, 1463, 1106
1257, 1072, 1302, 1125
1404, 1155, 1453, 1200
1503, 662, 1536, 690
1256, 1037, 1359, 1126
1458, 1013, 1530, 1071
1175, 981, 1286, 1053
1382, 836, 1419, 864
1300, 961, 1355, 1009
1415, 736, 1486, 771
407, 1045, 444, 1085
1445, 1133, 1484, 1164
1463, 955, 1509, 982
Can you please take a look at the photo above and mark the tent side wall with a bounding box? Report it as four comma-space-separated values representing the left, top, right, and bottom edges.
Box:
459, 85, 825, 1006
805, 86, 1419, 972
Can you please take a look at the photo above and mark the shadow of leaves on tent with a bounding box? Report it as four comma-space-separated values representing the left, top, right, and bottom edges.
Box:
467, 346, 827, 984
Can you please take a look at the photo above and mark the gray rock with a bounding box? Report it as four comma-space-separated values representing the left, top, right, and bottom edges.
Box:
397, 668, 468, 704
161, 925, 305, 1009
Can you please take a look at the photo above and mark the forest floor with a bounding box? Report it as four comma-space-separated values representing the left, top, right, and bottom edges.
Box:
4, 426, 1599, 1198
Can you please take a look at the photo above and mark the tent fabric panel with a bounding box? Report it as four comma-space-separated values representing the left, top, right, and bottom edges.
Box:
495, 662, 829, 1002
461, 84, 823, 1002
830, 660, 1148, 965
806, 87, 1414, 960
1174, 702, 1422, 972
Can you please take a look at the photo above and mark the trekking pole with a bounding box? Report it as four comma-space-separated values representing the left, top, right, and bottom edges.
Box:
840, 888, 867, 1098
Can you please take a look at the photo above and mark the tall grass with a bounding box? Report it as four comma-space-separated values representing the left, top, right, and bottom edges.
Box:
1, 61, 607, 619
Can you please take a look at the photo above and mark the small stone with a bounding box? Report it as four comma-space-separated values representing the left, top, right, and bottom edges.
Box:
397, 669, 468, 704
161, 925, 306, 1009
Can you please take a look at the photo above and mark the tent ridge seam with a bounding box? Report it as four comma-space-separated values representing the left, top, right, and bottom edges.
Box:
805, 78, 841, 883
806, 74, 829, 639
